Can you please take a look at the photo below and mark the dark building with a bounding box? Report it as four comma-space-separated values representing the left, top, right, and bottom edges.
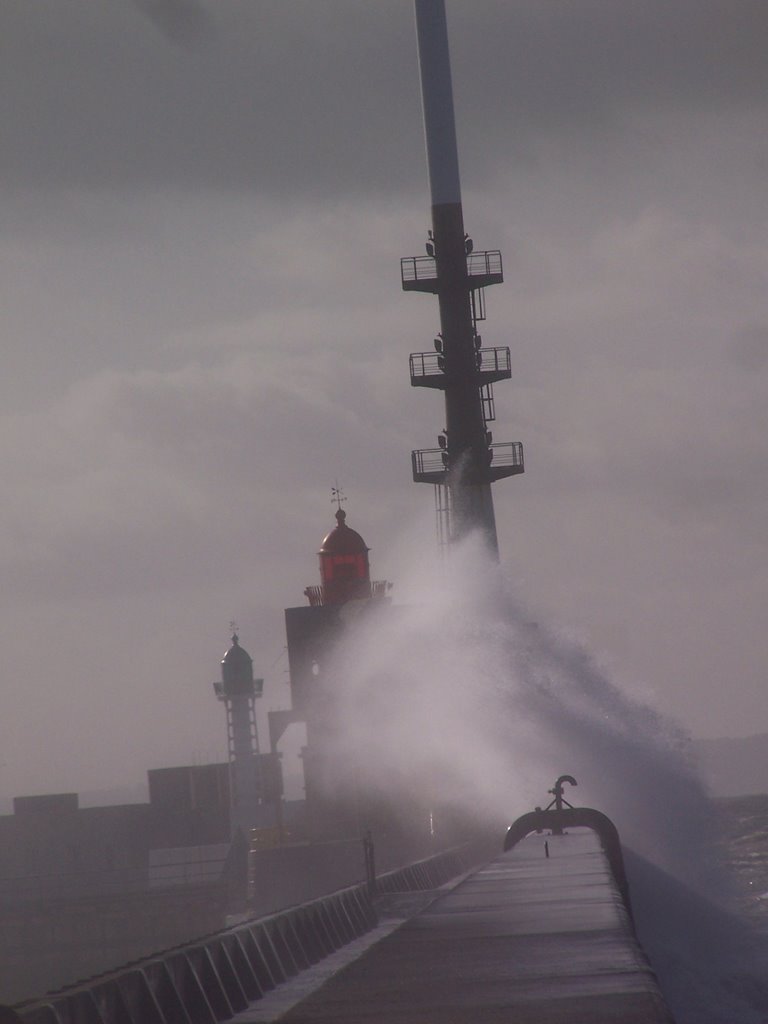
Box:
0, 765, 238, 1003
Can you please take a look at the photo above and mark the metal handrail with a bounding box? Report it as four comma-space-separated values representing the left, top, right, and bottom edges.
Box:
412, 449, 448, 477
477, 347, 510, 374
488, 441, 524, 469
304, 581, 391, 607
409, 351, 443, 378
401, 255, 437, 283
466, 250, 502, 278
412, 442, 523, 480
409, 346, 511, 380
400, 250, 503, 286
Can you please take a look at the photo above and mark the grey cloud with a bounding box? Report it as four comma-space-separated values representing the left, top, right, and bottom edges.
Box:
0, 345, 418, 604
0, 1, 420, 196
2, 2, 767, 197
131, 0, 214, 45
730, 325, 768, 373
453, 1, 768, 112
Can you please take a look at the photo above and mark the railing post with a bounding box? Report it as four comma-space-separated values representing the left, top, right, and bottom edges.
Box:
362, 831, 376, 898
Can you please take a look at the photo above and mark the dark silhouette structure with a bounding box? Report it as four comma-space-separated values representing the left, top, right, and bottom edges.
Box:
213, 634, 282, 838
403, 0, 524, 557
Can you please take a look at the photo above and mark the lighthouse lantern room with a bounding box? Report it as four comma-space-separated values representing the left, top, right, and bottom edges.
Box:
314, 509, 370, 605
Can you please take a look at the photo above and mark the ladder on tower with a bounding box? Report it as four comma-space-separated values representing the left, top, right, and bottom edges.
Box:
434, 482, 452, 552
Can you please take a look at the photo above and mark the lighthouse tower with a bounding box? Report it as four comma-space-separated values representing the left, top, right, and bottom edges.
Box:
213, 633, 265, 838
283, 505, 390, 837
287, 507, 390, 725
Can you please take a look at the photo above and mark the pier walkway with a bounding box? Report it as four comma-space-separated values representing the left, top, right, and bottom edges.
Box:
234, 831, 673, 1024
17, 832, 674, 1024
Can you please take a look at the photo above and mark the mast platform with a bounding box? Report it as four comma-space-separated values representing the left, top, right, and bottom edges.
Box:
409, 346, 512, 389
412, 441, 524, 484
400, 250, 503, 293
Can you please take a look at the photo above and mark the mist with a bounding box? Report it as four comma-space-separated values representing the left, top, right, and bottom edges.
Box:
323, 536, 706, 872
314, 532, 768, 1023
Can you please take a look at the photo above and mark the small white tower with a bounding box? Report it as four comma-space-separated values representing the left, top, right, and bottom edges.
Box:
213, 632, 264, 837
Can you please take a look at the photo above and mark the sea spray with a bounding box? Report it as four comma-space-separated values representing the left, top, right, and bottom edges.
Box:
326, 537, 709, 862
318, 534, 768, 1022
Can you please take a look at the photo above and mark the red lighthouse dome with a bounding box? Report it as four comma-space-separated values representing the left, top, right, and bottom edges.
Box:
316, 508, 370, 605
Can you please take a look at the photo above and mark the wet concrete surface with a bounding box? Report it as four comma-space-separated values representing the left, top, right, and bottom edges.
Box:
232, 831, 674, 1023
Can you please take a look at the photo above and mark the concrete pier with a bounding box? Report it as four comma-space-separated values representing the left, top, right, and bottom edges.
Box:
258, 832, 673, 1023
16, 834, 674, 1023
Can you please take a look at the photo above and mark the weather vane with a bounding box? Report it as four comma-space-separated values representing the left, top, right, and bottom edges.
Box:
331, 483, 347, 512
229, 619, 239, 639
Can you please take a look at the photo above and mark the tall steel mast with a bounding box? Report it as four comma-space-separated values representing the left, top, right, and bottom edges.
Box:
402, 0, 523, 558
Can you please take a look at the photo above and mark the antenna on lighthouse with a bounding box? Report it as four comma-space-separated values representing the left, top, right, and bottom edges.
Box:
402, 0, 524, 559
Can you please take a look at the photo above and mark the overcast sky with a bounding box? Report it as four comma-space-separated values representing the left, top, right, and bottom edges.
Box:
1, 0, 767, 803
